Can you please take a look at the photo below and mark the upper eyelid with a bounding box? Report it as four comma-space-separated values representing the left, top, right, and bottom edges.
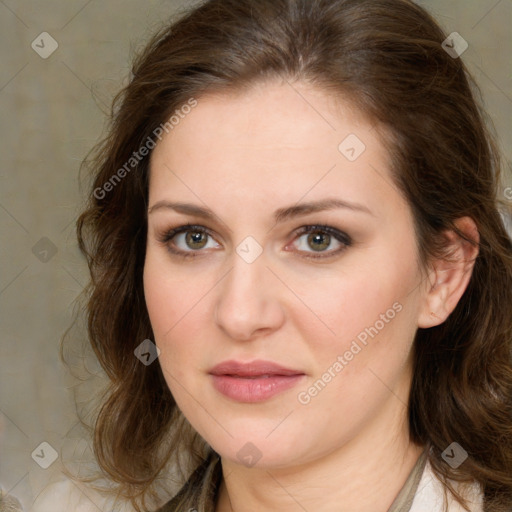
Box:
160, 223, 347, 238
160, 224, 350, 251
159, 224, 219, 243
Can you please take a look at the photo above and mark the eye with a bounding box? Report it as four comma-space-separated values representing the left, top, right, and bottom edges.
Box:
288, 225, 352, 259
157, 223, 351, 260
158, 224, 220, 257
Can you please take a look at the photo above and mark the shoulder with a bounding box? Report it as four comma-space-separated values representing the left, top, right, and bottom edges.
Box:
31, 478, 135, 512
410, 460, 484, 512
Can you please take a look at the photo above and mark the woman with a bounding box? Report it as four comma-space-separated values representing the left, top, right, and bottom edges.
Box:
73, 0, 512, 511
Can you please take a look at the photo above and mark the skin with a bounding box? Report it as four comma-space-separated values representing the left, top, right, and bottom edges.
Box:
143, 79, 479, 512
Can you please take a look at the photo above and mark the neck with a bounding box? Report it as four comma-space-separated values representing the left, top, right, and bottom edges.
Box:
215, 397, 424, 512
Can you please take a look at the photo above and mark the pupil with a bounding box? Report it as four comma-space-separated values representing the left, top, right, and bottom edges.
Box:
308, 232, 330, 251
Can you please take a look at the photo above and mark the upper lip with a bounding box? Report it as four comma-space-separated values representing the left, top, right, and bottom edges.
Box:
209, 359, 304, 377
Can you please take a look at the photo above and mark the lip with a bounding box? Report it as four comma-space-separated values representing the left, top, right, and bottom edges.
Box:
209, 359, 305, 403
210, 359, 303, 377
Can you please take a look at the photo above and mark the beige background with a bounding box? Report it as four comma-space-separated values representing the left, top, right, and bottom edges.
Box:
1, 1, 511, 510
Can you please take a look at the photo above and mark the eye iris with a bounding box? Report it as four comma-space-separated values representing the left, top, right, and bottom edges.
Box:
186, 231, 207, 249
307, 232, 330, 251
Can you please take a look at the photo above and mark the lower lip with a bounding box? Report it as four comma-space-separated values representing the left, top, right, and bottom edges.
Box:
211, 374, 305, 402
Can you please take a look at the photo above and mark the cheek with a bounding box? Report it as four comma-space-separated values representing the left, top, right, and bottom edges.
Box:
292, 276, 419, 435
289, 245, 421, 386
143, 252, 216, 386
143, 249, 210, 337
295, 260, 417, 345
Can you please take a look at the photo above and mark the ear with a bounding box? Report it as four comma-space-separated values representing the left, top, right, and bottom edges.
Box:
417, 216, 480, 328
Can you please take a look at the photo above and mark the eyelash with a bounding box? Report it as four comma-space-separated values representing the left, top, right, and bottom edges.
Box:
156, 223, 352, 260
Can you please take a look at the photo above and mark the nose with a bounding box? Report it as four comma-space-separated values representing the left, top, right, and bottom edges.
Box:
214, 252, 285, 341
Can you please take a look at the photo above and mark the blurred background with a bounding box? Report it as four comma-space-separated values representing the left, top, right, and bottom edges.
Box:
1, 0, 511, 510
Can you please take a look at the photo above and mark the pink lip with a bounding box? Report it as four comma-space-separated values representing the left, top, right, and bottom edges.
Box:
209, 360, 305, 403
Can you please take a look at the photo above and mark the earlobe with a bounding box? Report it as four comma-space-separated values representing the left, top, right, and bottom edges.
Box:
417, 217, 480, 328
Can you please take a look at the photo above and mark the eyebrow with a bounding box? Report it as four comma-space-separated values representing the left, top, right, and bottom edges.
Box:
147, 198, 374, 224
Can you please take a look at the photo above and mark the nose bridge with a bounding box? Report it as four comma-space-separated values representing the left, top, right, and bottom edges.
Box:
214, 248, 284, 340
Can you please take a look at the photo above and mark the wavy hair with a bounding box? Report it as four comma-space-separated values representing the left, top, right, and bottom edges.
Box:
72, 0, 512, 510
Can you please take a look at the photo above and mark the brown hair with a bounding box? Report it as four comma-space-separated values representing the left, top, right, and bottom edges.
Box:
72, 0, 512, 510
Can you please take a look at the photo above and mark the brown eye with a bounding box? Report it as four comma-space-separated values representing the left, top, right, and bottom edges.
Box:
307, 232, 331, 252
290, 225, 352, 259
185, 230, 208, 250
158, 225, 221, 258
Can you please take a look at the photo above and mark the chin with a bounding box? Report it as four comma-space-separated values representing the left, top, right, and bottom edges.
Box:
205, 429, 308, 469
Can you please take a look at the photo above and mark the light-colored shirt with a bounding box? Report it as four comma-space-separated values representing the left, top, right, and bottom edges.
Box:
30, 451, 484, 512
387, 450, 483, 512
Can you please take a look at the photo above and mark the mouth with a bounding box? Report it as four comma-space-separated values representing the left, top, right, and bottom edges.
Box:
209, 360, 305, 402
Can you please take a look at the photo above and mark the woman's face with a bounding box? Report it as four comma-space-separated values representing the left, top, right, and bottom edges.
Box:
144, 80, 429, 468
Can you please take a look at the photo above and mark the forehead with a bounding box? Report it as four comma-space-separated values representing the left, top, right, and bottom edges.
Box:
148, 80, 402, 219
